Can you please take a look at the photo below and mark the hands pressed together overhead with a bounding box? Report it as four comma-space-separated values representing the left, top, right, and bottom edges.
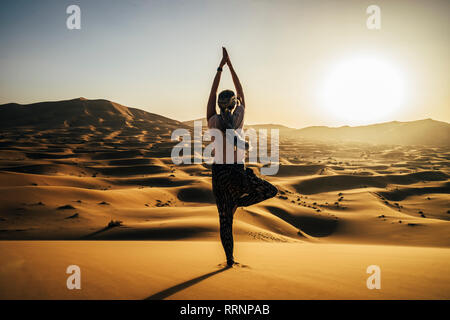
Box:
217, 46, 244, 106
219, 47, 232, 68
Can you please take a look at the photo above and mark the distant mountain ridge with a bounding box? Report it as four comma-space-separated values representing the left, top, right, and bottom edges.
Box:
183, 117, 450, 147
295, 119, 450, 146
0, 98, 186, 132
1, 98, 448, 146
182, 117, 208, 127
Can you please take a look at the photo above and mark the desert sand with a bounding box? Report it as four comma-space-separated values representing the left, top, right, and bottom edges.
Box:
0, 98, 449, 299
1, 241, 449, 299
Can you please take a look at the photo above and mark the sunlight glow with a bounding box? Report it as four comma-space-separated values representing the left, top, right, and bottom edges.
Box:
319, 56, 406, 124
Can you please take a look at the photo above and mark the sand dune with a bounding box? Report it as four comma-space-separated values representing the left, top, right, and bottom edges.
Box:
0, 98, 449, 299
0, 98, 448, 244
0, 241, 448, 300
274, 164, 326, 177
292, 171, 448, 194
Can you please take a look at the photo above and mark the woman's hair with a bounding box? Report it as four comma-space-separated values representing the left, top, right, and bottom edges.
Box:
218, 90, 236, 110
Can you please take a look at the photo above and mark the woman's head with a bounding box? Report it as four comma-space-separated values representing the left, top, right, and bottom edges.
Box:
218, 90, 236, 111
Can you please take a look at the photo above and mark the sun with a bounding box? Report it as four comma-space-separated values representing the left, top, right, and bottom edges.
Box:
319, 56, 406, 124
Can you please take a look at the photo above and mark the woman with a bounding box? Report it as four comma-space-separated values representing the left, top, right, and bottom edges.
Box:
207, 47, 278, 267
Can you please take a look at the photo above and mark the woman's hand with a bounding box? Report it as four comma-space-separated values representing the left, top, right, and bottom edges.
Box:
223, 47, 232, 66
219, 47, 228, 67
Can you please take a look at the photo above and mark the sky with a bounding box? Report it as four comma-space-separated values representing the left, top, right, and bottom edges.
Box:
0, 0, 448, 128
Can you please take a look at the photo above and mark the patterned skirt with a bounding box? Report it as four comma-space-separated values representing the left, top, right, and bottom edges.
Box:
211, 163, 278, 265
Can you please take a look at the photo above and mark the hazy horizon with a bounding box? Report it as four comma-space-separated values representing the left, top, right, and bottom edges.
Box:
1, 0, 449, 128
2, 95, 449, 130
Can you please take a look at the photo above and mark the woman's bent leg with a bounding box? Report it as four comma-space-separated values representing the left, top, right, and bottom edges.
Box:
237, 167, 278, 207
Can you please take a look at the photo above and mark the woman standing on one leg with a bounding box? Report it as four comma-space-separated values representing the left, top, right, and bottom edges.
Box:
207, 47, 278, 267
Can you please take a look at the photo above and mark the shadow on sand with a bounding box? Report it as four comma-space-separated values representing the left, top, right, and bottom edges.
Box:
79, 226, 112, 239
145, 266, 230, 300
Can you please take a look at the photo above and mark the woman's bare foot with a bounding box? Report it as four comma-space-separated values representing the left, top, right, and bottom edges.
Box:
217, 261, 250, 269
